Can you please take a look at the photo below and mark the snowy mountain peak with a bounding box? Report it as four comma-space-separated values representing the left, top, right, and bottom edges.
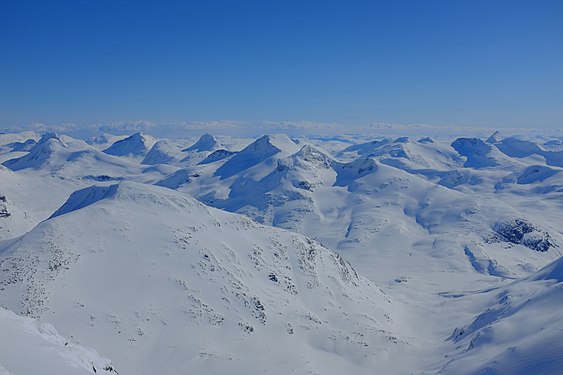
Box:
184, 133, 221, 152
38, 131, 62, 144
291, 144, 334, 169
215, 135, 299, 179
199, 148, 237, 164
142, 140, 180, 165
50, 182, 206, 219
9, 138, 37, 152
2, 133, 67, 171
485, 130, 502, 144
451, 137, 500, 168
103, 132, 155, 156
248, 134, 299, 154
334, 157, 378, 186
417, 136, 434, 144
155, 169, 191, 189
394, 136, 410, 143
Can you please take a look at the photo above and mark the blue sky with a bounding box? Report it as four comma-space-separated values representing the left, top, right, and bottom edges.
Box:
1, 0, 562, 129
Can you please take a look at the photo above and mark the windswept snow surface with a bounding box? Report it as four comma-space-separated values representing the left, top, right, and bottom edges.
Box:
0, 130, 562, 374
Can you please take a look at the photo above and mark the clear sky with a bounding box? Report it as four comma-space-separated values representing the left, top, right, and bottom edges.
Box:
1, 0, 562, 129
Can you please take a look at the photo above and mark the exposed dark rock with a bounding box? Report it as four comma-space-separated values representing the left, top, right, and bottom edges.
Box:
490, 218, 555, 252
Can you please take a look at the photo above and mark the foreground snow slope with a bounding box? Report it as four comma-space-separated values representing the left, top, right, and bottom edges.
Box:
0, 307, 116, 375
0, 182, 409, 375
439, 257, 563, 375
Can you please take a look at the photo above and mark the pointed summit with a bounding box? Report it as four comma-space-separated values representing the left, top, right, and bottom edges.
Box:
291, 144, 334, 169
184, 133, 221, 152
103, 132, 155, 156
2, 132, 67, 171
215, 135, 299, 179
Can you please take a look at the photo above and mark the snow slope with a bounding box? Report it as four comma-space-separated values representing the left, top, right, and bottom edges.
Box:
0, 167, 35, 240
0, 307, 117, 375
141, 140, 183, 165
440, 257, 563, 375
0, 182, 409, 375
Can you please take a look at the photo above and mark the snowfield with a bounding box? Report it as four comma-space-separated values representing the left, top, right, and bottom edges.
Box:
0, 130, 561, 374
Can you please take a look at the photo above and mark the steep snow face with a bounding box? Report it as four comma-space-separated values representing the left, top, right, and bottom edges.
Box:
441, 257, 563, 375
0, 182, 408, 375
50, 184, 120, 219
199, 149, 236, 164
451, 137, 510, 168
183, 133, 222, 152
215, 135, 300, 179
103, 132, 156, 157
0, 307, 116, 375
154, 169, 191, 189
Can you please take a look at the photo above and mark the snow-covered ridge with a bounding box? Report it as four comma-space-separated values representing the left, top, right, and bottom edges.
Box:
50, 184, 119, 219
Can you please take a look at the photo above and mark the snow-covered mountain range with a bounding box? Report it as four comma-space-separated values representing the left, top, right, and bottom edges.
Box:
0, 130, 561, 374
